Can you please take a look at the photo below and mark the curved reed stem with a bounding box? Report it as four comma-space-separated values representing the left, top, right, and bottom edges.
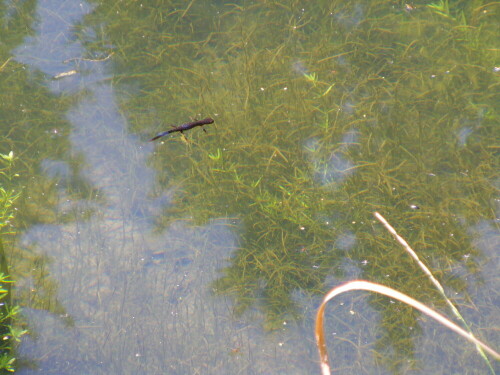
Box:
315, 280, 500, 375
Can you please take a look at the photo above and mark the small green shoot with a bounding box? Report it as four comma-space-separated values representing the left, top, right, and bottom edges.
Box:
208, 148, 222, 161
317, 83, 335, 98
427, 0, 450, 18
251, 177, 262, 188
303, 72, 318, 85
0, 152, 13, 162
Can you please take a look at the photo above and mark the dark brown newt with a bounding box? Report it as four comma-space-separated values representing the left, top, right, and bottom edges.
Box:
150, 117, 214, 141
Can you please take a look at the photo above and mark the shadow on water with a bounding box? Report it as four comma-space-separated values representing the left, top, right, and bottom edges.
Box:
1, 0, 498, 374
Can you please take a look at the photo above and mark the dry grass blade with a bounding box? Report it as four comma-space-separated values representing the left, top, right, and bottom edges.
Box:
374, 211, 495, 373
373, 212, 443, 288
315, 280, 500, 375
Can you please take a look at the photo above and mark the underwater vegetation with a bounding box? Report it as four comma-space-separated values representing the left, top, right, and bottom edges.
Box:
0, 152, 27, 372
80, 0, 499, 371
0, 0, 92, 355
1, 0, 498, 372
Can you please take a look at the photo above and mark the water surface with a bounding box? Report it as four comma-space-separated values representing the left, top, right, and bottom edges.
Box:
1, 0, 498, 374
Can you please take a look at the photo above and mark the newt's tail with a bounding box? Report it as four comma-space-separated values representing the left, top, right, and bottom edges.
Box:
149, 130, 171, 141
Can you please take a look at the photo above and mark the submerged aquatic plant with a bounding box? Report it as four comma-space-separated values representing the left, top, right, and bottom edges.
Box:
0, 152, 26, 372
0, 152, 19, 236
94, 4, 500, 370
62, 0, 499, 371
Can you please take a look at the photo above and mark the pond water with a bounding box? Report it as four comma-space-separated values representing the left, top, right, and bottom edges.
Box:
1, 0, 499, 374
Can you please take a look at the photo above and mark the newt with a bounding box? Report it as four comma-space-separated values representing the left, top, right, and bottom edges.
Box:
150, 117, 214, 141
